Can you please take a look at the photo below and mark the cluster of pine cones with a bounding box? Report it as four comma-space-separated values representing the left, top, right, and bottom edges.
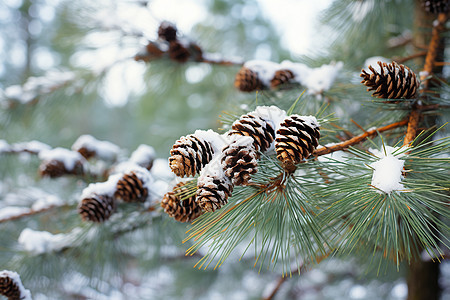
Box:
78, 166, 153, 223
135, 21, 203, 63
77, 145, 156, 223
162, 106, 321, 222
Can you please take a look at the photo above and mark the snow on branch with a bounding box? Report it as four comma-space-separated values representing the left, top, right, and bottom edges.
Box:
1, 70, 76, 107
234, 59, 343, 96
369, 146, 406, 194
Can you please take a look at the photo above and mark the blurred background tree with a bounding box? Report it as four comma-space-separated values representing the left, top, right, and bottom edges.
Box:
0, 0, 449, 299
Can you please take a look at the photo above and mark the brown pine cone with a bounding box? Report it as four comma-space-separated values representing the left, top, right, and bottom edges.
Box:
169, 133, 215, 177
114, 170, 150, 203
0, 273, 21, 300
168, 40, 190, 63
234, 66, 263, 92
161, 182, 203, 222
228, 113, 275, 152
78, 194, 116, 222
197, 172, 233, 212
360, 61, 419, 99
275, 115, 320, 168
270, 69, 295, 89
222, 136, 258, 186
158, 21, 178, 42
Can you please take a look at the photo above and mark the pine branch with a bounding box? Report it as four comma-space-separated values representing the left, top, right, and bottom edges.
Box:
313, 118, 409, 157
394, 51, 427, 64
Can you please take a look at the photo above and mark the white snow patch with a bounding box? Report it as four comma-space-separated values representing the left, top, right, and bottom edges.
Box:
363, 56, 391, 71
251, 105, 287, 132
369, 146, 406, 194
280, 60, 343, 95
72, 135, 120, 161
0, 270, 32, 300
13, 140, 51, 153
38, 147, 85, 171
81, 173, 122, 199
31, 194, 64, 211
150, 158, 174, 179
244, 60, 280, 87
18, 228, 81, 255
129, 144, 156, 168
194, 129, 228, 154
0, 207, 31, 221
0, 139, 10, 152
302, 61, 343, 95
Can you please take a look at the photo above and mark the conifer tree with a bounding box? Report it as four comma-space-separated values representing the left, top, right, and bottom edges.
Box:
0, 0, 448, 299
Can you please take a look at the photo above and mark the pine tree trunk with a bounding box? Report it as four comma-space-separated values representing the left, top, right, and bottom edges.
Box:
407, 260, 440, 300
406, 2, 446, 299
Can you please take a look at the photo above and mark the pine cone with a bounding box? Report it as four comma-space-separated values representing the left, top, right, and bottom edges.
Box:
168, 40, 190, 63
39, 159, 84, 178
114, 170, 149, 202
169, 134, 215, 177
234, 66, 263, 92
222, 136, 258, 186
422, 0, 448, 13
228, 113, 275, 152
78, 194, 116, 222
161, 182, 203, 222
197, 172, 233, 212
0, 274, 21, 300
275, 115, 320, 167
158, 21, 178, 42
360, 61, 419, 99
270, 69, 295, 89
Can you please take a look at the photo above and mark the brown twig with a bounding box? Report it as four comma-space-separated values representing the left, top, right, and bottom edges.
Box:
262, 252, 331, 300
313, 118, 409, 157
394, 51, 427, 64
403, 12, 448, 146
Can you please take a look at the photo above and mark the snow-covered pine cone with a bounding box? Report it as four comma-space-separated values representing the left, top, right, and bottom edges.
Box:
38, 148, 86, 178
158, 21, 178, 42
234, 66, 263, 92
197, 168, 233, 212
222, 136, 258, 186
0, 274, 21, 300
161, 182, 203, 222
360, 61, 419, 99
275, 115, 320, 167
169, 133, 215, 177
114, 170, 150, 203
228, 112, 275, 153
270, 69, 295, 89
422, 0, 448, 13
168, 40, 190, 63
78, 194, 116, 223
